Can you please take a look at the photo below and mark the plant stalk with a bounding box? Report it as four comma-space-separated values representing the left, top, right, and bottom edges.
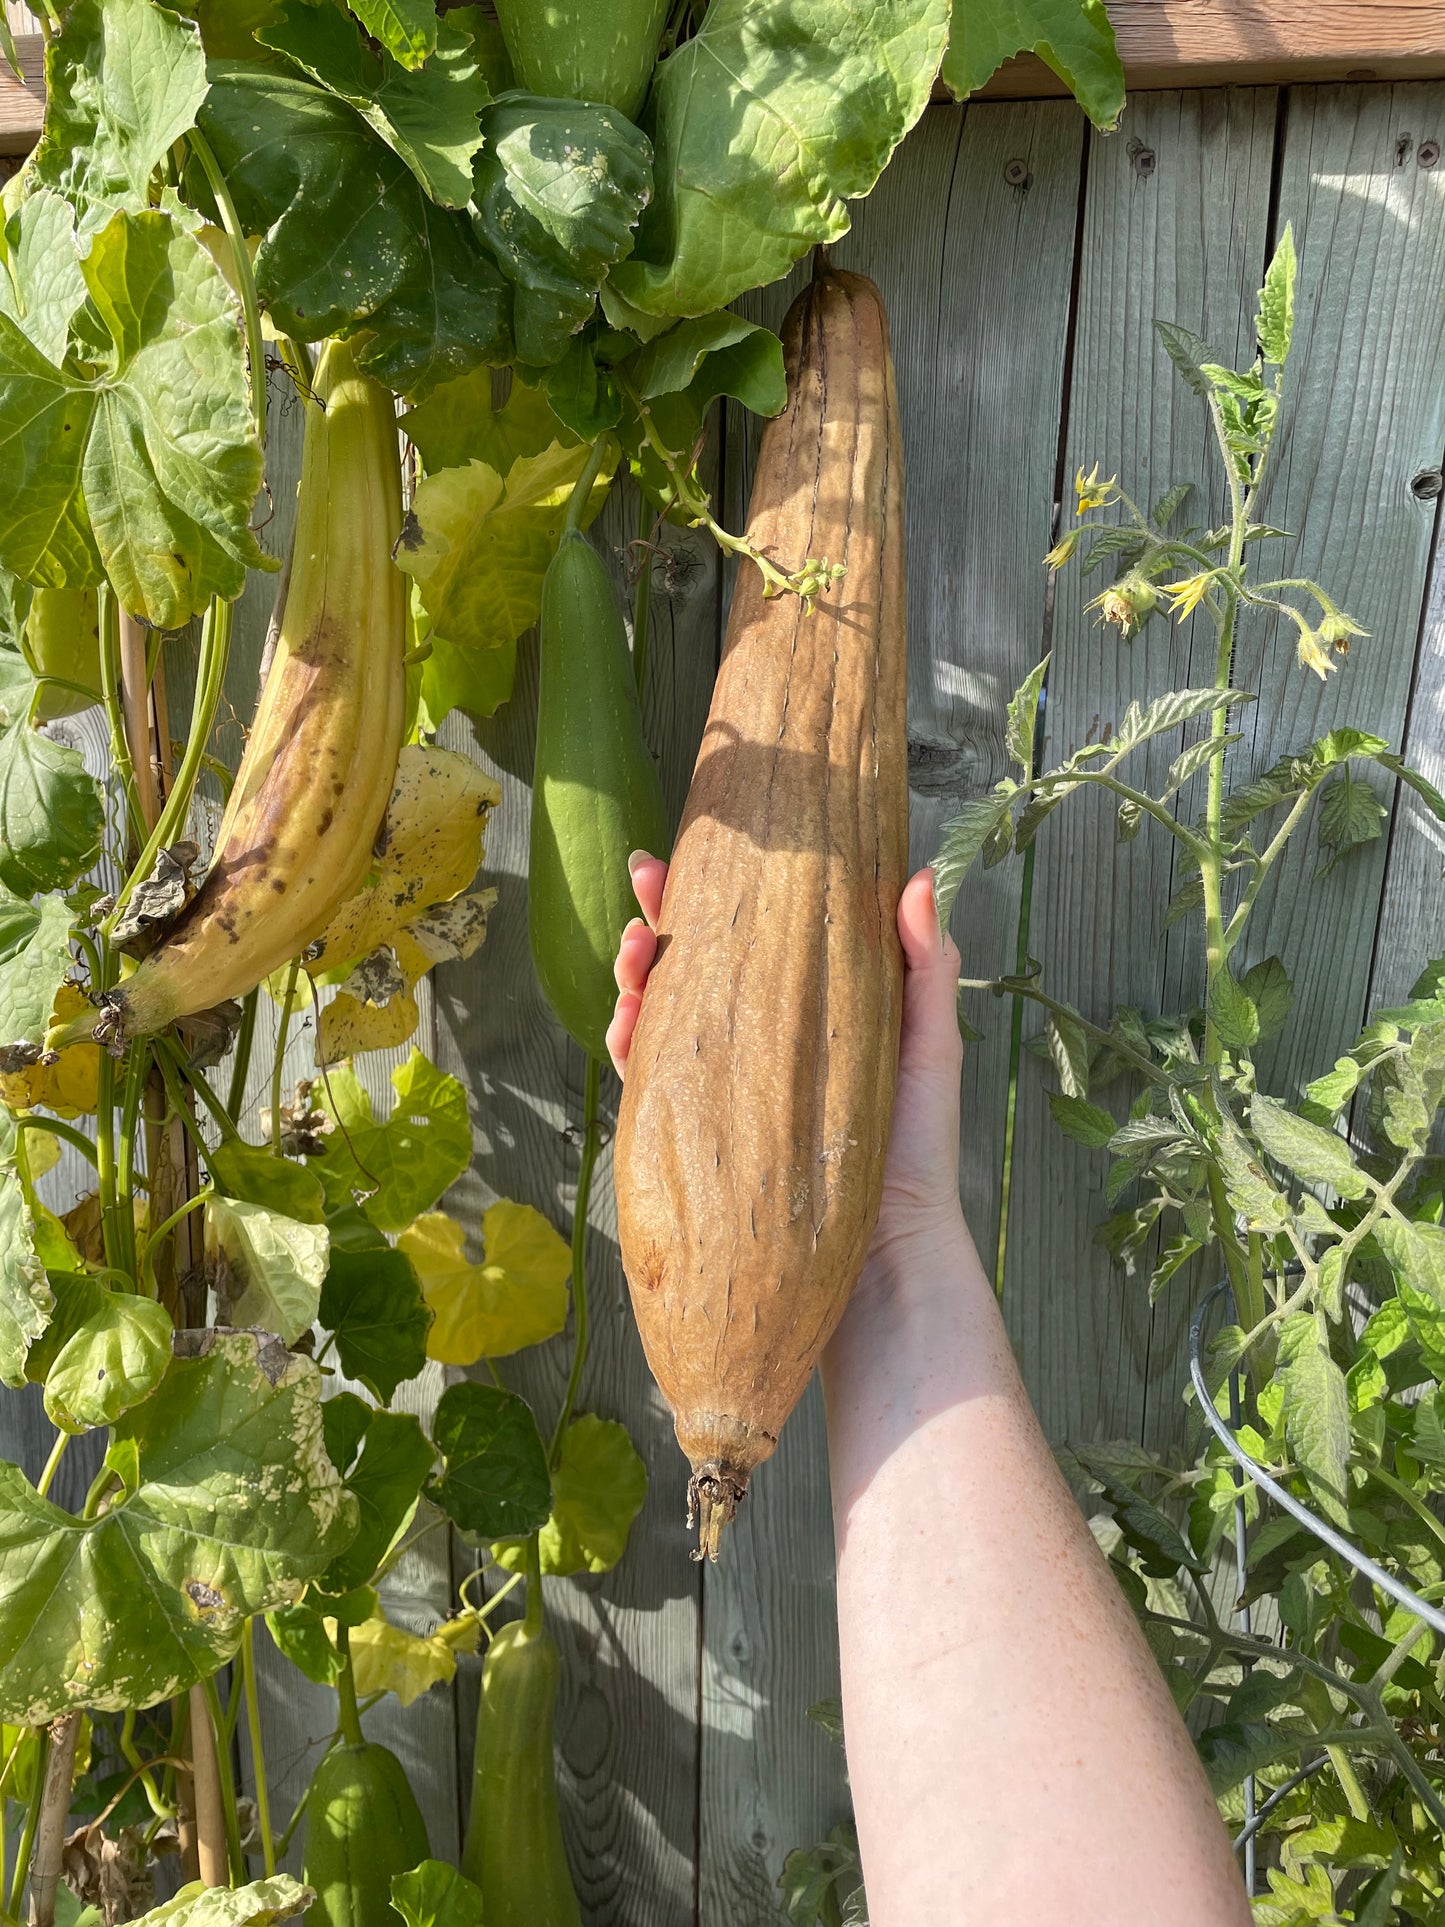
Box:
549, 1054, 602, 1462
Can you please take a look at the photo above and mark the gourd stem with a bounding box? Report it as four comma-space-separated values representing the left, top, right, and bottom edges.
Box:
271, 960, 301, 1155
523, 1532, 545, 1635
549, 1054, 602, 1465
198, 1676, 245, 1884
241, 1622, 276, 1876
16, 1117, 98, 1170
98, 583, 146, 847
36, 1432, 68, 1500
188, 127, 267, 442
334, 1628, 366, 1748
227, 990, 259, 1117
631, 488, 654, 701
7, 1729, 48, 1920
564, 441, 607, 537
105, 594, 234, 941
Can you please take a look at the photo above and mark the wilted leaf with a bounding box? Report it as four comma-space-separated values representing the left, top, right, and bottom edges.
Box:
131, 1877, 315, 1927
345, 1604, 478, 1706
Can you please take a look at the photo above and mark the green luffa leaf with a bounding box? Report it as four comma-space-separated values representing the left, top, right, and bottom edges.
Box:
0, 889, 74, 1045
316, 1408, 434, 1595
32, 0, 208, 235
345, 0, 436, 71
0, 191, 88, 366
199, 62, 511, 401
312, 1049, 472, 1234
0, 1167, 52, 1388
426, 1380, 550, 1542
491, 1413, 646, 1577
34, 1274, 172, 1433
472, 93, 653, 367
318, 1246, 431, 1404
610, 0, 949, 319
942, 0, 1123, 128
0, 715, 104, 897
389, 1863, 484, 1927
260, 3, 488, 208
0, 1330, 357, 1719
0, 209, 270, 628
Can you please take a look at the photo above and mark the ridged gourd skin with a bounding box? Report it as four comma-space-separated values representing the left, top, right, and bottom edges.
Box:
301, 1740, 429, 1927
492, 0, 670, 119
460, 1618, 582, 1927
68, 336, 407, 1047
529, 529, 670, 1059
612, 270, 909, 1558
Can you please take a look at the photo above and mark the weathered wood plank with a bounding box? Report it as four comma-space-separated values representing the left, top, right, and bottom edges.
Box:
1368, 524, 1445, 1012
434, 464, 719, 1927
1231, 84, 1445, 1101
697, 98, 1086, 1924
1002, 88, 1279, 1456
975, 3, 1445, 99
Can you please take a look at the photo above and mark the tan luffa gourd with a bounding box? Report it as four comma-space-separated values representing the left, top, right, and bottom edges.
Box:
614, 270, 908, 1558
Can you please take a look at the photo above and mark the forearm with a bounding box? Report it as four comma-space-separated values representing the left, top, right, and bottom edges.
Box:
821, 1210, 1249, 1927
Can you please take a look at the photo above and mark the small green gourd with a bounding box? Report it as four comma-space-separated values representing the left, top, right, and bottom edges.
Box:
529, 525, 669, 1059
492, 0, 669, 120
302, 1740, 429, 1927
461, 1617, 581, 1927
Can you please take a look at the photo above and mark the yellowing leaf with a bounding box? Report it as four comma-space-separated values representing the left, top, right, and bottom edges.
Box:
342, 1604, 479, 1706
394, 439, 614, 651
399, 1201, 569, 1365
307, 746, 500, 986
0, 984, 100, 1117
318, 988, 421, 1063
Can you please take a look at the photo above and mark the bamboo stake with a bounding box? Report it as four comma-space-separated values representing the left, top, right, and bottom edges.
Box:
26, 1714, 80, 1927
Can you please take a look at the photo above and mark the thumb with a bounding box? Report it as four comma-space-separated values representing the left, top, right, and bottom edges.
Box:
896, 869, 962, 1070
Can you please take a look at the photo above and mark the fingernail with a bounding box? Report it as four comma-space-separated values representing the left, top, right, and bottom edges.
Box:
627, 849, 651, 875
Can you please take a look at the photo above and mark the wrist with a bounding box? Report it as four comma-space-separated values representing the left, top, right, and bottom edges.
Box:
856, 1199, 975, 1303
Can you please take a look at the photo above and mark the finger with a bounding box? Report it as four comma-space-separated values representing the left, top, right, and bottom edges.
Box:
896, 869, 963, 1065
606, 989, 644, 1081
628, 850, 668, 929
613, 916, 658, 995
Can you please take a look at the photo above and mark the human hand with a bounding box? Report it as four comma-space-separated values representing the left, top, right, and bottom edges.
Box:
606, 856, 966, 1281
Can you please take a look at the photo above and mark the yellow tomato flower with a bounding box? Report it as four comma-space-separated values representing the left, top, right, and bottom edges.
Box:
1074, 463, 1118, 512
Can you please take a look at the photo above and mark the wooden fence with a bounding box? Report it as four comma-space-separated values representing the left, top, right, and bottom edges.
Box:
5, 72, 1445, 1927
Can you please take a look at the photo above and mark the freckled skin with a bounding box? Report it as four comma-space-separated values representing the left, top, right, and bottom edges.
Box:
613, 273, 908, 1549
90, 339, 407, 1040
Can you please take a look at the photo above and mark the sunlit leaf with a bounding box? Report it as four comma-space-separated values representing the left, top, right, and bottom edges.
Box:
313, 1050, 472, 1234
344, 1604, 479, 1707
941, 0, 1122, 127
400, 1203, 569, 1365
493, 1414, 646, 1577
206, 1195, 329, 1345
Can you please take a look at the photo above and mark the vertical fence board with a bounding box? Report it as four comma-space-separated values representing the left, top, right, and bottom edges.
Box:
1004, 88, 1279, 1455
1227, 83, 1445, 1094
434, 466, 720, 1927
